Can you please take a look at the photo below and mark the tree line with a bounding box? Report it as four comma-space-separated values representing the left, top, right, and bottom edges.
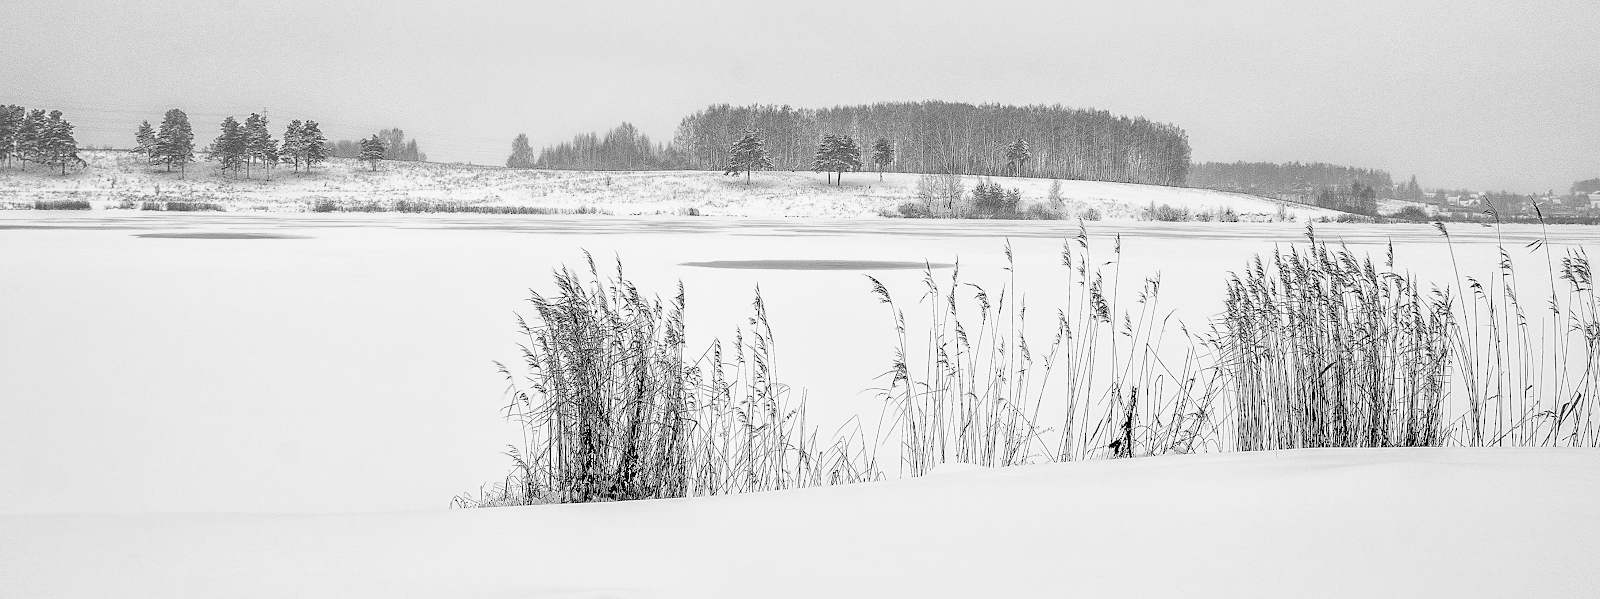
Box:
0, 104, 83, 174
132, 109, 333, 177
675, 102, 1190, 185
508, 101, 1191, 186
329, 128, 427, 162
1187, 161, 1396, 198
511, 122, 675, 170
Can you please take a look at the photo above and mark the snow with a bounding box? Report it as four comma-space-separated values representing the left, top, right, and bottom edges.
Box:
0, 150, 1339, 219
2, 448, 1596, 598
3, 211, 1598, 597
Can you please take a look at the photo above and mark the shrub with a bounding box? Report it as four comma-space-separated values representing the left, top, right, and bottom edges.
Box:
1078, 207, 1102, 221
895, 201, 933, 218
970, 180, 1021, 218
1394, 206, 1429, 220
1144, 203, 1190, 222
1021, 203, 1066, 220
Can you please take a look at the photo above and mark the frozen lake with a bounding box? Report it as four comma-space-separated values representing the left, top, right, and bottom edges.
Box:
3, 212, 1595, 514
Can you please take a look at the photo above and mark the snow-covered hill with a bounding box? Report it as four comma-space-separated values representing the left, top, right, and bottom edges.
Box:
2, 448, 1594, 598
0, 150, 1339, 220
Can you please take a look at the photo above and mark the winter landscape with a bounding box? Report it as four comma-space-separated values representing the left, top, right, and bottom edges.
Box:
3, 2, 1599, 598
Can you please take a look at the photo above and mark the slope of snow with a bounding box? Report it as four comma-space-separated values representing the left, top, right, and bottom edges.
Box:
0, 151, 1339, 220
3, 448, 1594, 598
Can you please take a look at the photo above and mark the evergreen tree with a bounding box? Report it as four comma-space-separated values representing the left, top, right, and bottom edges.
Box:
359, 134, 385, 171
153, 108, 195, 176
507, 133, 535, 168
812, 133, 842, 184
281, 120, 305, 172
834, 135, 862, 185
38, 111, 82, 175
723, 130, 771, 184
134, 120, 156, 164
299, 121, 329, 171
207, 116, 247, 176
1005, 138, 1031, 176
242, 113, 277, 178
0, 105, 24, 168
871, 137, 894, 181
15, 110, 45, 170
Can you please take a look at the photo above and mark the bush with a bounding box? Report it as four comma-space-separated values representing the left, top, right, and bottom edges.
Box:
1144, 203, 1190, 222
33, 200, 92, 210
895, 201, 933, 218
1394, 206, 1429, 220
970, 179, 1021, 218
1021, 203, 1066, 220
1078, 207, 1102, 221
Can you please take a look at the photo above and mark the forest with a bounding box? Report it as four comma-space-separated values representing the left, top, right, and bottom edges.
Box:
1187, 161, 1395, 197
515, 102, 1192, 187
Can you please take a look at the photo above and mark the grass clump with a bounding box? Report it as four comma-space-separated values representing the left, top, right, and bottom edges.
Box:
33, 200, 92, 210
1219, 226, 1455, 449
868, 225, 1224, 476
141, 201, 224, 212
456, 255, 877, 506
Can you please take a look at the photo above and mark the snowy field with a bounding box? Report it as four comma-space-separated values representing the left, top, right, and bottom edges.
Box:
0, 150, 1340, 219
3, 212, 1598, 597
3, 448, 1595, 599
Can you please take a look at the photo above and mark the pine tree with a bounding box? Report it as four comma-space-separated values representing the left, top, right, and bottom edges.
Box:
38, 111, 82, 175
15, 110, 45, 170
242, 113, 277, 178
208, 116, 247, 176
153, 108, 195, 176
871, 137, 894, 181
359, 134, 385, 171
300, 121, 329, 172
723, 130, 771, 184
1005, 138, 1031, 176
834, 135, 862, 185
281, 120, 305, 172
507, 133, 535, 168
0, 105, 24, 168
134, 120, 156, 164
813, 134, 841, 184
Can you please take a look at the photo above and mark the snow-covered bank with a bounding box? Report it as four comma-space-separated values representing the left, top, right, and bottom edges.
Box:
0, 150, 1338, 219
2, 448, 1595, 598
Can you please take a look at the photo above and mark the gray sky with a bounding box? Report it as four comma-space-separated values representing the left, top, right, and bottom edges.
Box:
3, 0, 1595, 192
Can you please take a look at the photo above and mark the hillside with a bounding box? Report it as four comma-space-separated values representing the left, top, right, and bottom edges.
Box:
3, 448, 1595, 598
0, 150, 1338, 220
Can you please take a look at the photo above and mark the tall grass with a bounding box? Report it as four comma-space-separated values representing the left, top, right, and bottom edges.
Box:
456, 255, 877, 506
867, 224, 1226, 476
1218, 221, 1600, 449
1219, 226, 1454, 449
33, 200, 92, 210
312, 199, 606, 214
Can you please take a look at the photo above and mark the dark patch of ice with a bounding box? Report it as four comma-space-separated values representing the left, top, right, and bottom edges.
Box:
680, 259, 952, 271
135, 232, 310, 239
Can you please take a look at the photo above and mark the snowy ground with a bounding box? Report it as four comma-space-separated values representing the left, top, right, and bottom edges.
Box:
3, 448, 1596, 598
0, 150, 1341, 219
4, 212, 1596, 597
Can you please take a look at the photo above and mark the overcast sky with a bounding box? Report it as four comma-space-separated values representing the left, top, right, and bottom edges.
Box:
3, 0, 1594, 192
